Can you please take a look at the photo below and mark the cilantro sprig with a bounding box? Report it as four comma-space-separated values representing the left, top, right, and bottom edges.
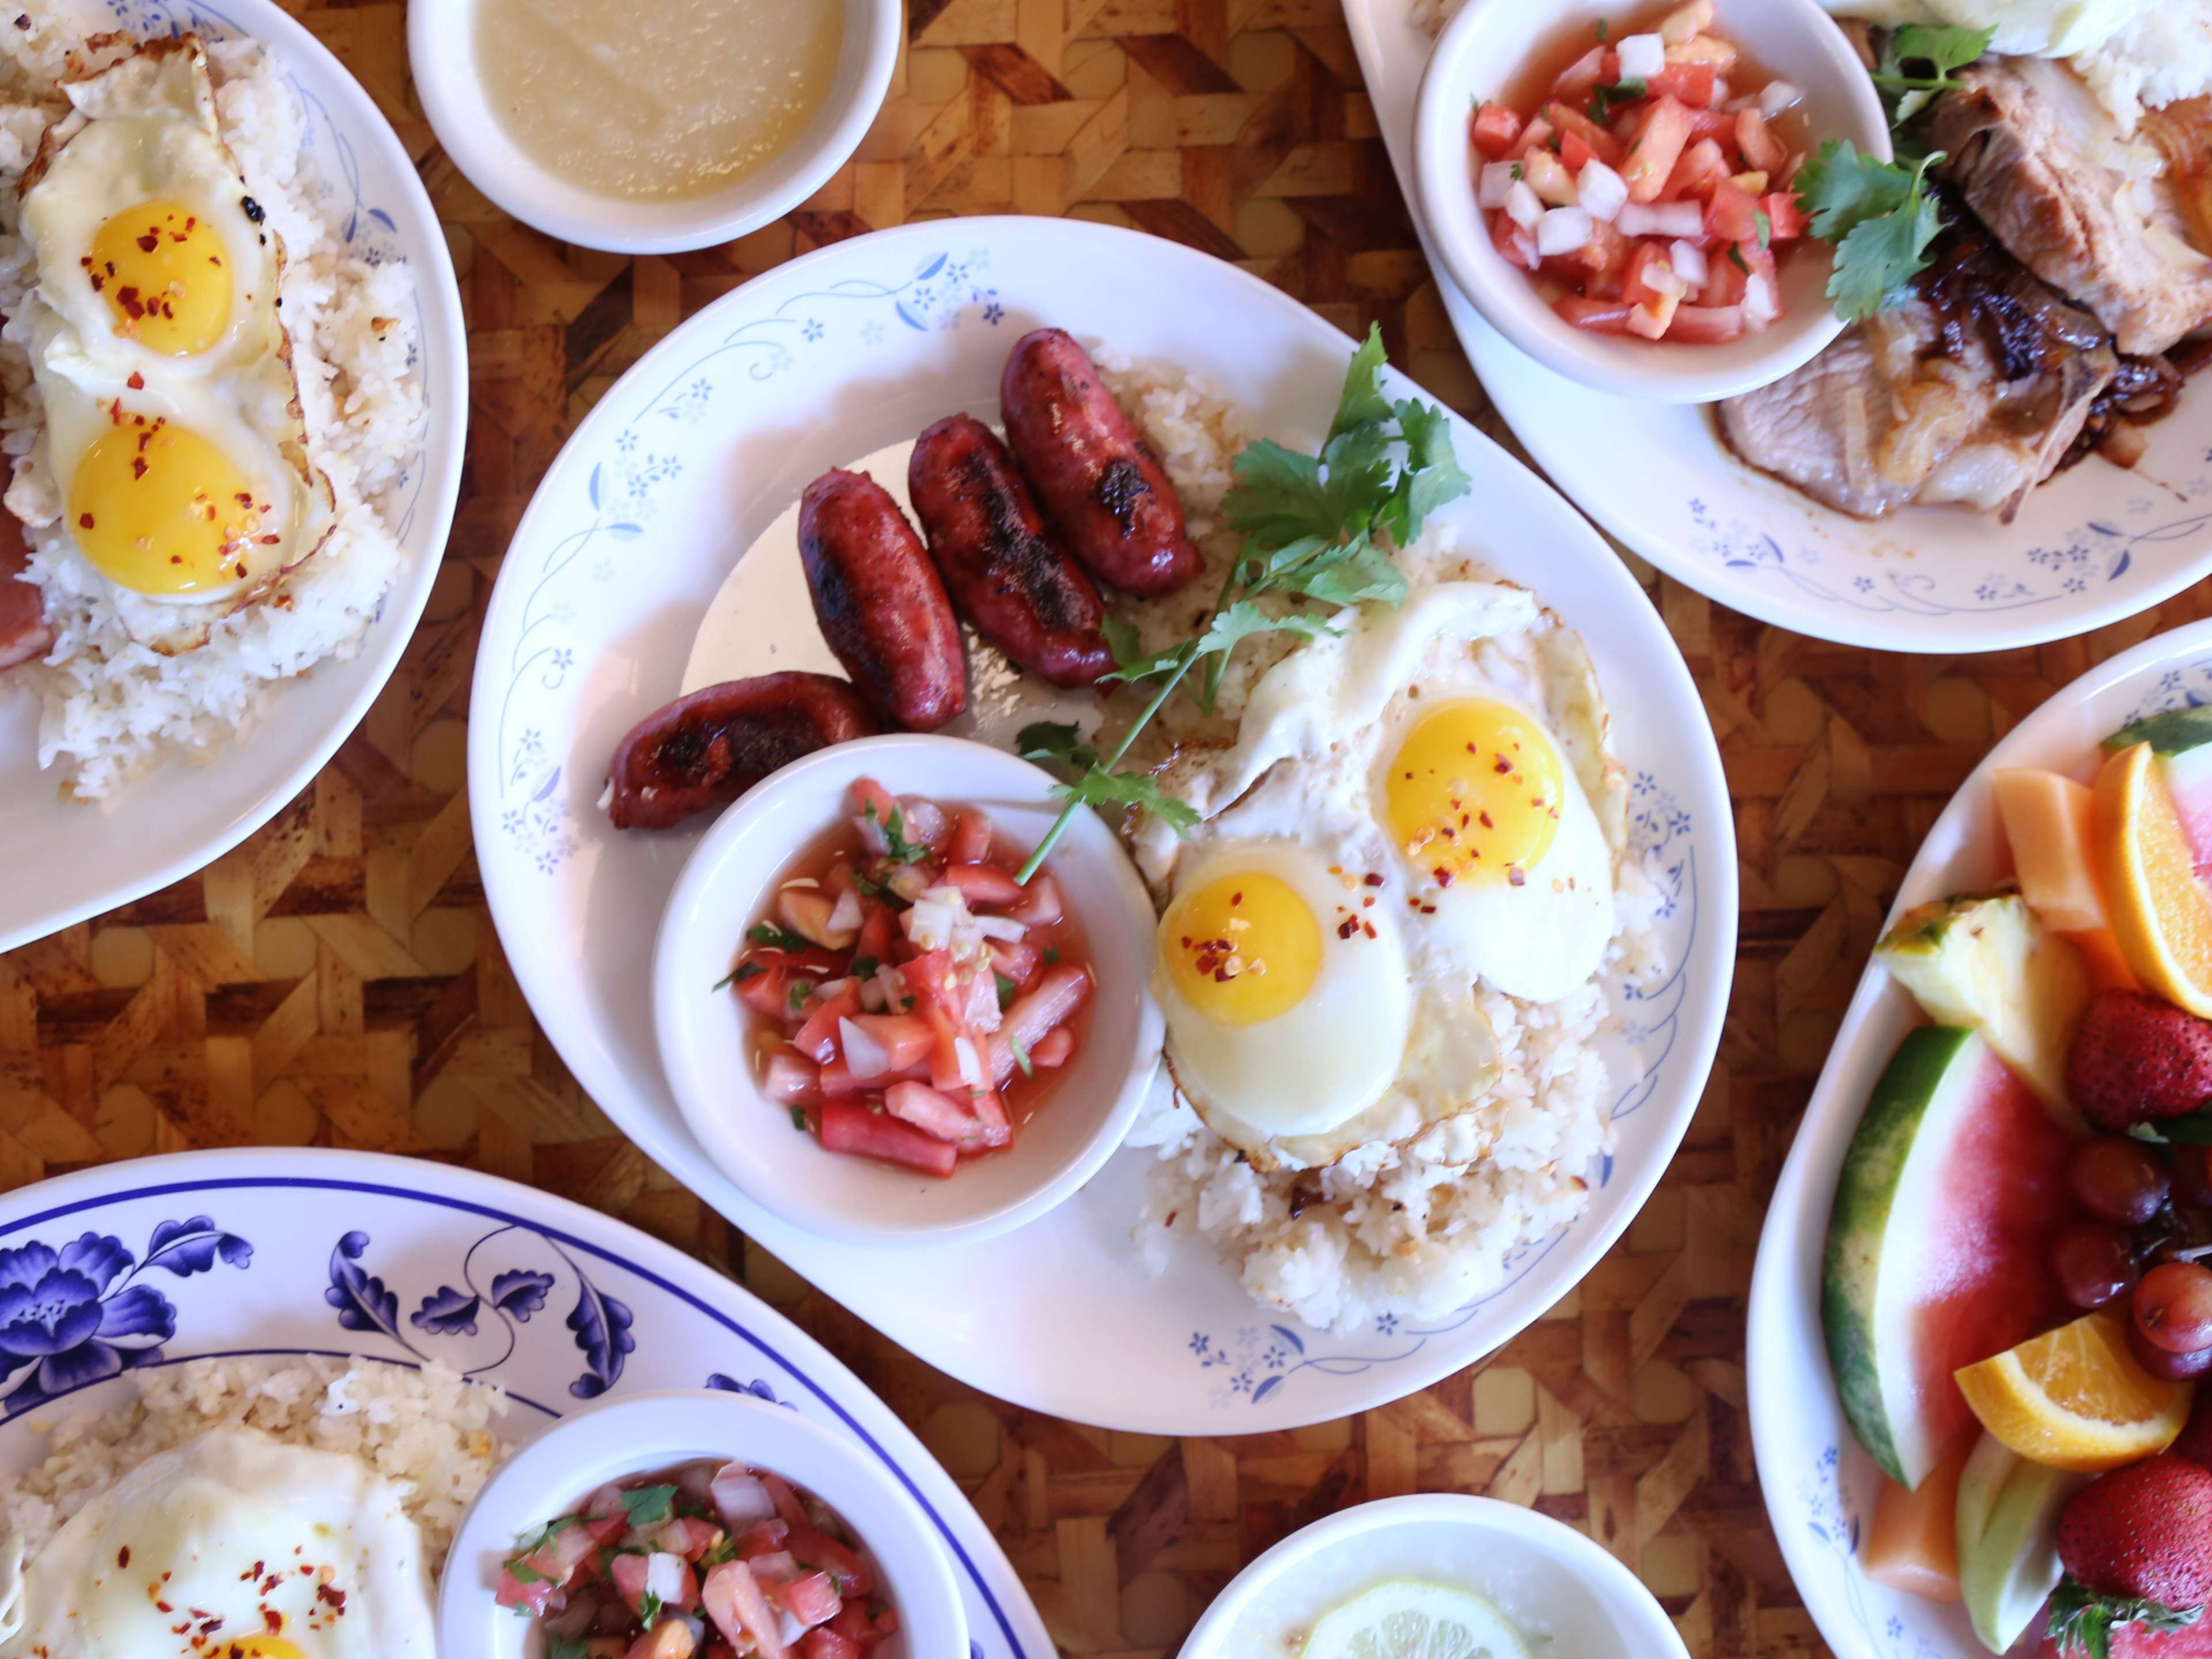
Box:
1012, 326, 1468, 883
1794, 141, 1946, 323
1874, 23, 1996, 124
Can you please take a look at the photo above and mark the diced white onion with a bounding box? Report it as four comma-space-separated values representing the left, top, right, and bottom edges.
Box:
1616, 32, 1665, 79
710, 1469, 774, 1527
839, 1016, 891, 1080
1535, 206, 1593, 257
646, 1552, 687, 1607
972, 913, 1028, 942
1576, 159, 1627, 222
1745, 272, 1779, 327
1644, 260, 1686, 299
900, 799, 947, 845
812, 977, 851, 1002
876, 963, 907, 1010
853, 814, 889, 855
921, 884, 964, 907
859, 978, 887, 1012
1505, 179, 1544, 230
1616, 200, 1705, 238
904, 898, 953, 950
1478, 160, 1520, 210
1668, 238, 1709, 287
1759, 79, 1804, 116
885, 864, 930, 902
827, 889, 863, 937
953, 1035, 985, 1088
1708, 76, 1729, 107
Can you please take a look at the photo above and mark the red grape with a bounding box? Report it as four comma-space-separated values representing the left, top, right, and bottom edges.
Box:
2069, 1138, 2171, 1226
2173, 1145, 2212, 1213
2130, 1317, 2212, 1380
2052, 1222, 2139, 1309
2134, 1260, 2212, 1354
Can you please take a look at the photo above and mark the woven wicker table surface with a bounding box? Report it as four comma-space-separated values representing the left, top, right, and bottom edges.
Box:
13, 2, 2212, 1654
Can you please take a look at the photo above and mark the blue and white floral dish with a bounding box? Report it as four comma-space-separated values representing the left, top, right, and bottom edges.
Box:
0, 1147, 1049, 1659
465, 215, 1737, 1433
0, 0, 467, 951
1343, 0, 2212, 653
1743, 619, 2212, 1659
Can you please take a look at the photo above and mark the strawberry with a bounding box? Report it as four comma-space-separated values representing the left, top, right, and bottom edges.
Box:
2068, 990, 2212, 1131
2048, 1457, 2212, 1657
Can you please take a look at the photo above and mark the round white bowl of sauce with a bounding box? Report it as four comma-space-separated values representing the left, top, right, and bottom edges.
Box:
1179, 1493, 1692, 1659
409, 0, 899, 253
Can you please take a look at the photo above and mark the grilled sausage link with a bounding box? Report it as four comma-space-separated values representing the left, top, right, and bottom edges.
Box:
999, 328, 1203, 597
907, 415, 1113, 689
607, 672, 880, 831
797, 469, 968, 730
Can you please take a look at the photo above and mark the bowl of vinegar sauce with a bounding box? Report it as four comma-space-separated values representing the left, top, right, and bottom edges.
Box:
410, 0, 899, 253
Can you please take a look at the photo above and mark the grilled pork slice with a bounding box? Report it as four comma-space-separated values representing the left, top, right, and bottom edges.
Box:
0, 508, 49, 671
1929, 59, 2212, 355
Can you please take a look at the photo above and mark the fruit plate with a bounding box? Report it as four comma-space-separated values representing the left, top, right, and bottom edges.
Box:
1745, 619, 2212, 1659
0, 0, 468, 953
1338, 0, 2212, 654
0, 1147, 1052, 1659
467, 215, 1737, 1434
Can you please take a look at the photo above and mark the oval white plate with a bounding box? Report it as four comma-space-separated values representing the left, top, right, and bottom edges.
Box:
1744, 619, 2212, 1659
1341, 0, 2212, 653
0, 1147, 1049, 1659
0, 0, 467, 951
468, 216, 1736, 1433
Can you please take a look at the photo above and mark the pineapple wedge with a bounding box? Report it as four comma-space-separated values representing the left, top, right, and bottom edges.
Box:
1874, 888, 2090, 1127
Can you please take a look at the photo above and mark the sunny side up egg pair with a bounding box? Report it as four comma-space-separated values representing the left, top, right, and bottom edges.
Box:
15, 37, 333, 654
0, 1429, 435, 1658
1140, 581, 1627, 1172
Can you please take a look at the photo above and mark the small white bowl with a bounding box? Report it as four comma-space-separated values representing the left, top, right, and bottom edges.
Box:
407, 0, 899, 254
438, 1390, 967, 1659
652, 733, 1165, 1249
1412, 0, 1890, 403
1179, 1494, 1691, 1659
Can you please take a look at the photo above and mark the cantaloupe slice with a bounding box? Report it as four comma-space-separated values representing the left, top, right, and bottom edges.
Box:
1993, 769, 2105, 933
1865, 1440, 1967, 1602
2058, 927, 2138, 993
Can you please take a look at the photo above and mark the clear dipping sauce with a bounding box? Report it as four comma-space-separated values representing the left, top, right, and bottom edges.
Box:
474, 0, 843, 202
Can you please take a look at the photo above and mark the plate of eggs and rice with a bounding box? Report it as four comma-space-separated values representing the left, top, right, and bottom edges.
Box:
0, 1, 466, 952
468, 215, 1737, 1433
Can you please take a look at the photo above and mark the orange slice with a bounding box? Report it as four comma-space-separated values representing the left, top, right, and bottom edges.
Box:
2094, 740, 2212, 1017
1953, 1311, 2189, 1472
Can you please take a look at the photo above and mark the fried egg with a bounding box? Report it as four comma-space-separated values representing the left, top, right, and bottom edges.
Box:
1141, 578, 1626, 1169
0, 1427, 436, 1658
14, 36, 332, 654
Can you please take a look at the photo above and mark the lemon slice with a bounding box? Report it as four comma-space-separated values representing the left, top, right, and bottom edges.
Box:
1300, 1580, 1531, 1659
1953, 1311, 2189, 1472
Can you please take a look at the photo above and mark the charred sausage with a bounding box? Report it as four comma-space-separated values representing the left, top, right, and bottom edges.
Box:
999, 328, 1203, 597
607, 672, 880, 831
907, 415, 1113, 689
797, 469, 967, 731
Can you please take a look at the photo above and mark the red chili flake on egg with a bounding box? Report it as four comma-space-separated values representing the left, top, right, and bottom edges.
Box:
117, 1547, 130, 1569
1336, 917, 1359, 939
1362, 872, 1384, 887
1508, 867, 1526, 887
1432, 867, 1455, 888
1493, 755, 1513, 774
76, 512, 93, 529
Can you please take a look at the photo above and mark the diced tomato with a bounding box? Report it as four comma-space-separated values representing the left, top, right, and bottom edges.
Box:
1560, 128, 1593, 173
990, 965, 1092, 1086
946, 809, 993, 865
1008, 875, 1063, 928
1031, 1027, 1074, 1067
703, 1561, 790, 1659
1620, 242, 1673, 308
1760, 190, 1805, 241
1514, 115, 1555, 158
759, 1474, 812, 1532
1646, 59, 1717, 105
1684, 105, 1734, 144
1621, 94, 1692, 202
883, 1080, 984, 1145
1700, 245, 1748, 305
1703, 177, 1759, 243
1627, 292, 1681, 339
1668, 303, 1744, 342
736, 1520, 790, 1558
819, 1102, 958, 1177
847, 1012, 935, 1072
941, 861, 1024, 907
1660, 136, 1729, 202
611, 1552, 653, 1615
736, 963, 788, 1017
1734, 106, 1785, 173
627, 1624, 699, 1659
786, 1525, 872, 1596
848, 778, 897, 826
1556, 296, 1635, 333
854, 902, 895, 968
793, 983, 862, 1063
1557, 217, 1627, 285
1540, 101, 1623, 166
770, 1570, 843, 1628
763, 1052, 820, 1105
801, 1632, 863, 1659
965, 1088, 1012, 1148
778, 888, 853, 951
1470, 100, 1522, 157
1491, 209, 1539, 272
496, 1566, 564, 1617
988, 938, 1039, 986
744, 1549, 800, 1582
1550, 44, 1605, 97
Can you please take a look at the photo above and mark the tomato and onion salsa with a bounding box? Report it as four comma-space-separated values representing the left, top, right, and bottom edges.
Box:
1471, 0, 1811, 344
495, 1460, 895, 1658
725, 777, 1094, 1179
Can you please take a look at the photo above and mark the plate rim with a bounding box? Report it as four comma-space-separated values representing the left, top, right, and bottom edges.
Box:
0, 1143, 1053, 1659
0, 0, 469, 953
467, 213, 1739, 1432
1741, 617, 2212, 1658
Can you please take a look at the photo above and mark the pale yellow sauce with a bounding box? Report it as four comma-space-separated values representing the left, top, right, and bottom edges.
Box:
474, 0, 843, 202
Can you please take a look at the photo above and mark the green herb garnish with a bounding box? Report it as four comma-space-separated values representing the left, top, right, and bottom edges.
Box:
1874, 23, 1996, 124
790, 1104, 809, 1130
621, 1484, 679, 1529
1753, 206, 1772, 249
1794, 140, 1946, 322
851, 955, 880, 980
1009, 1033, 1033, 1078
866, 800, 931, 864
995, 972, 1018, 1010
747, 921, 811, 953
1587, 77, 1644, 122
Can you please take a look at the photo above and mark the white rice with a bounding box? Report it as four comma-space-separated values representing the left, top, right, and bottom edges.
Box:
0, 7, 421, 798
1, 1356, 507, 1567
1096, 351, 1669, 1335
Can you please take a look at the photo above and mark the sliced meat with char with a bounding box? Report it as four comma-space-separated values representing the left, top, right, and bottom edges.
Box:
0, 507, 50, 670
1927, 59, 2212, 355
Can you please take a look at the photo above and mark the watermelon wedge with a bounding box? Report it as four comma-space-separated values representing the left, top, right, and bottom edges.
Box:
2106, 706, 2212, 879
2039, 1619, 2212, 1658
1823, 1027, 2080, 1489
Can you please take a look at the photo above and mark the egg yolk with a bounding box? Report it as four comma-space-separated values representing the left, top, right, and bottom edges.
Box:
1159, 870, 1321, 1025
225, 1639, 307, 1659
67, 412, 271, 596
85, 199, 233, 355
1385, 698, 1564, 888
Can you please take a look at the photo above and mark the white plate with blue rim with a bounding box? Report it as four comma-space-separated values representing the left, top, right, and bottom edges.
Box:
0, 0, 467, 952
1340, 0, 2212, 654
1745, 617, 2212, 1658
466, 215, 1736, 1433
0, 1146, 1049, 1659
